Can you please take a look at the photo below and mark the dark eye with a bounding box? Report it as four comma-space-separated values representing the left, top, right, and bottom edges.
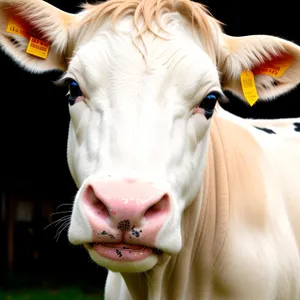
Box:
199, 91, 220, 111
68, 80, 83, 106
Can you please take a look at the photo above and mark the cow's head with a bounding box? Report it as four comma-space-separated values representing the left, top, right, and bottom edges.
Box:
1, 0, 300, 273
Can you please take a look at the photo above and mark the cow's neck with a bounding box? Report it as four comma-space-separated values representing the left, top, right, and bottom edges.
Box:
120, 118, 230, 299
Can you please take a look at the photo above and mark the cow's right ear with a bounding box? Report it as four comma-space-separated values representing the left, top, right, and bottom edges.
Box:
0, 0, 76, 73
219, 33, 300, 104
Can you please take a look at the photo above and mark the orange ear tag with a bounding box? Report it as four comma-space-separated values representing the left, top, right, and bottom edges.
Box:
252, 56, 293, 78
240, 70, 259, 106
6, 18, 50, 59
26, 37, 50, 59
6, 18, 30, 38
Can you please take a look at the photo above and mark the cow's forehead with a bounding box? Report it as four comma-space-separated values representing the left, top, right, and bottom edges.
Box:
67, 18, 221, 101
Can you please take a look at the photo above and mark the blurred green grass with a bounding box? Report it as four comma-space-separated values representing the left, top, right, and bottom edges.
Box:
0, 287, 104, 300
0, 269, 106, 300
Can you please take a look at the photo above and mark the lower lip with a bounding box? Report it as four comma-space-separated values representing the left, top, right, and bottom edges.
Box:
90, 243, 154, 261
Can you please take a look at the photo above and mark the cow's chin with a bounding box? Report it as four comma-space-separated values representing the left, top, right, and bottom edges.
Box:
88, 247, 159, 273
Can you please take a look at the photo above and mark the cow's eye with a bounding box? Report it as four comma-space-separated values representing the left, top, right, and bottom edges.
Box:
68, 80, 83, 106
199, 91, 220, 111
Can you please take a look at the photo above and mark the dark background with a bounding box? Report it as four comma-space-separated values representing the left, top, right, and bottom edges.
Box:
1, 0, 300, 293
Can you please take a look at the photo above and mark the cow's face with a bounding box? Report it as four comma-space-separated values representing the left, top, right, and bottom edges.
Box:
66, 15, 223, 272
1, 0, 300, 276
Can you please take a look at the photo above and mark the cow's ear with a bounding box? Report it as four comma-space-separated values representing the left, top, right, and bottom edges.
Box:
220, 34, 300, 104
0, 0, 76, 73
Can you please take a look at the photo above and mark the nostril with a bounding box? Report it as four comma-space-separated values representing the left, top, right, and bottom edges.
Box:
144, 194, 170, 219
84, 185, 109, 219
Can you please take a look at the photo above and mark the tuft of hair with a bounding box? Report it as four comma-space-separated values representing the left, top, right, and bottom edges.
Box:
75, 0, 224, 64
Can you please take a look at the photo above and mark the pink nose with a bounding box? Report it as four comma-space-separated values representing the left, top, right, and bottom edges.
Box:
83, 179, 170, 228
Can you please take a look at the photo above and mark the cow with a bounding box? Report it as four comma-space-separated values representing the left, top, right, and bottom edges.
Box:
1, 0, 300, 299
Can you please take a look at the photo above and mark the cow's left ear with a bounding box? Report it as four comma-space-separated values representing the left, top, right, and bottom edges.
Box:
0, 0, 76, 73
220, 34, 300, 103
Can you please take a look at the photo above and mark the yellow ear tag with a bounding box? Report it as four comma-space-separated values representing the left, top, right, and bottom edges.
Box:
26, 36, 50, 59
6, 19, 30, 38
240, 70, 259, 106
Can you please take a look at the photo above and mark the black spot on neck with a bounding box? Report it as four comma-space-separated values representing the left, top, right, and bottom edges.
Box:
293, 122, 300, 132
254, 126, 276, 134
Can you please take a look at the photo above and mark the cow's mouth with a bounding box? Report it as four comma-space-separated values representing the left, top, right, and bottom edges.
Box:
87, 242, 162, 261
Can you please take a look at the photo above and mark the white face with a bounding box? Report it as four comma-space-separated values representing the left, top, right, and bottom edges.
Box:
67, 14, 223, 272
